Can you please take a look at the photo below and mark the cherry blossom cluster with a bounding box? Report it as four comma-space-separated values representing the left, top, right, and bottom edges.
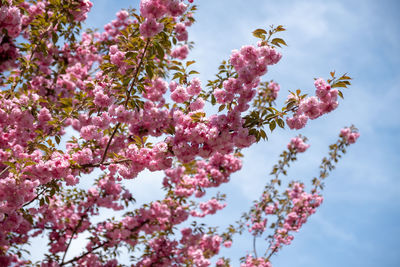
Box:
245, 136, 309, 237
0, 3, 22, 38
99, 10, 133, 41
270, 183, 323, 251
240, 255, 272, 267
109, 44, 129, 74
163, 152, 242, 198
0, 36, 19, 75
267, 81, 280, 101
130, 228, 222, 266
27, 32, 101, 101
171, 44, 189, 59
286, 78, 339, 130
162, 109, 255, 163
248, 216, 267, 235
139, 0, 189, 38
176, 229, 223, 266
190, 198, 227, 217
170, 77, 202, 104
57, 196, 224, 266
340, 127, 360, 144
143, 77, 169, 102
19, 1, 46, 29
261, 81, 280, 103
287, 136, 310, 152
70, 0, 93, 22
213, 45, 282, 110
0, 2, 22, 73
0, 94, 70, 211
245, 194, 277, 238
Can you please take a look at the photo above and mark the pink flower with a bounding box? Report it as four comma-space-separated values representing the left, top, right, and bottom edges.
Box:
175, 23, 188, 41
299, 97, 321, 120
187, 78, 201, 96
286, 114, 308, 130
140, 0, 166, 19
167, 0, 187, 17
139, 18, 164, 38
240, 45, 258, 62
190, 98, 205, 111
287, 136, 310, 152
38, 107, 52, 123
223, 240, 232, 248
171, 45, 189, 60
340, 127, 360, 144
171, 86, 190, 103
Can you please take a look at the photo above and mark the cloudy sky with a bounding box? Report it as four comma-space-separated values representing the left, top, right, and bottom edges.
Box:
75, 0, 400, 266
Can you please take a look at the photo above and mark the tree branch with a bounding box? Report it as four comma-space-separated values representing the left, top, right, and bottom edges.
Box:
22, 187, 47, 208
80, 158, 132, 169
99, 39, 151, 165
61, 207, 91, 265
60, 219, 149, 266
0, 166, 10, 177
253, 234, 258, 258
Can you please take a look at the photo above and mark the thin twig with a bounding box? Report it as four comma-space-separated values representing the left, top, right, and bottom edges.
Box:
266, 246, 278, 261
60, 241, 108, 266
253, 234, 258, 258
60, 219, 149, 266
0, 166, 10, 177
80, 158, 131, 169
61, 211, 89, 265
99, 39, 151, 165
100, 122, 121, 164
22, 187, 47, 208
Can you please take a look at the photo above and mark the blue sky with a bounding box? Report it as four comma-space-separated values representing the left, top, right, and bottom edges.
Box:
65, 0, 400, 266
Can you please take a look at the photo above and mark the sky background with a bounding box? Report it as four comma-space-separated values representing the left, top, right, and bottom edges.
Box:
52, 0, 400, 266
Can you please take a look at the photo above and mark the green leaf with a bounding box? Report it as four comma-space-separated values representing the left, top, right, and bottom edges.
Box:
154, 42, 165, 60
271, 38, 287, 47
338, 90, 344, 99
186, 60, 195, 67
145, 65, 153, 79
189, 70, 199, 75
269, 120, 276, 131
169, 65, 182, 71
125, 51, 136, 59
55, 135, 61, 145
252, 29, 267, 39
277, 118, 285, 128
275, 25, 286, 32
36, 144, 49, 152
260, 129, 267, 140
339, 74, 351, 80
211, 95, 216, 105
331, 81, 348, 88
24, 161, 36, 167
52, 32, 58, 44
172, 72, 182, 80
3, 161, 15, 169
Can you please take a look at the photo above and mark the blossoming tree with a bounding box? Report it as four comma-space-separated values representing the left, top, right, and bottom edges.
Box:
0, 0, 359, 266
